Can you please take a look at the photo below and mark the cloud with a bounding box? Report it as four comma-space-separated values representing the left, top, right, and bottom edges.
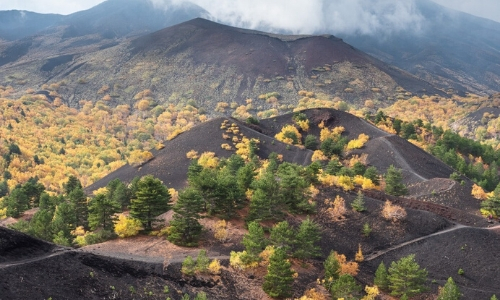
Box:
173, 0, 425, 36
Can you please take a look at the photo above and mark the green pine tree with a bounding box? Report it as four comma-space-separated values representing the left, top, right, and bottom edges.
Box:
436, 277, 461, 300
68, 187, 89, 229
351, 191, 366, 212
88, 193, 120, 231
330, 274, 362, 300
181, 255, 196, 275
247, 171, 283, 221
242, 221, 268, 262
64, 175, 82, 195
293, 217, 321, 259
364, 166, 380, 185
4, 187, 29, 218
324, 251, 341, 282
168, 188, 204, 247
388, 254, 428, 297
51, 201, 76, 244
384, 165, 408, 196
29, 208, 54, 241
374, 261, 389, 291
325, 158, 343, 175
262, 247, 295, 298
491, 295, 498, 300
195, 249, 210, 273
269, 221, 295, 255
130, 175, 171, 230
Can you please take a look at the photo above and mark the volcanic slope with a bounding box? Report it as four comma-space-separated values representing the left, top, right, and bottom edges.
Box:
0, 18, 444, 108
361, 226, 500, 299
86, 114, 314, 192
87, 107, 479, 215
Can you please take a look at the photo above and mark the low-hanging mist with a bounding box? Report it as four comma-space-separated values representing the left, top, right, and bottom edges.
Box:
150, 0, 425, 36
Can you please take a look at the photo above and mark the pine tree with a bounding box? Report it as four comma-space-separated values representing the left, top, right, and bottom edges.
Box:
4, 188, 29, 218
88, 194, 120, 231
436, 277, 461, 300
491, 295, 498, 300
388, 254, 428, 297
22, 177, 45, 208
276, 162, 312, 213
195, 249, 210, 273
130, 175, 171, 230
181, 256, 196, 275
212, 168, 245, 218
481, 183, 500, 216
364, 166, 380, 185
51, 201, 76, 243
351, 191, 366, 212
384, 165, 408, 196
64, 175, 82, 195
293, 217, 321, 259
374, 261, 389, 291
247, 171, 283, 221
325, 158, 343, 175
68, 187, 88, 229
330, 274, 362, 300
111, 181, 129, 209
262, 247, 295, 298
242, 221, 268, 262
168, 188, 204, 247
269, 221, 295, 255
29, 208, 54, 241
324, 250, 341, 282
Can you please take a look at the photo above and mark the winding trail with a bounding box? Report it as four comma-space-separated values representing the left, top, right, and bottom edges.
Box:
365, 224, 500, 261
379, 136, 427, 182
408, 178, 457, 198
0, 248, 71, 269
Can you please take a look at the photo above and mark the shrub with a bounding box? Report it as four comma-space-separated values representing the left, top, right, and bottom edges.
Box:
346, 133, 370, 150
275, 125, 302, 145
362, 223, 372, 237
355, 244, 364, 262
381, 200, 407, 222
213, 220, 229, 242
128, 150, 154, 167
304, 135, 318, 150
186, 150, 199, 159
198, 152, 219, 168
327, 195, 347, 220
208, 259, 221, 275
181, 256, 196, 276
114, 214, 143, 238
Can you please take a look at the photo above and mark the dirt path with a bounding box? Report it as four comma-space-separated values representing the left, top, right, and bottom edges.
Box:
360, 119, 391, 138
366, 224, 500, 261
379, 136, 427, 182
0, 248, 71, 269
409, 179, 456, 198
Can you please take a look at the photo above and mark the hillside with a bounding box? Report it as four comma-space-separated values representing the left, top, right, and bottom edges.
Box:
343, 0, 500, 95
2, 106, 500, 299
0, 18, 444, 112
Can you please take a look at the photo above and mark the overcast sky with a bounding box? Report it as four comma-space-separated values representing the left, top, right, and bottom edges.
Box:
1, 0, 499, 23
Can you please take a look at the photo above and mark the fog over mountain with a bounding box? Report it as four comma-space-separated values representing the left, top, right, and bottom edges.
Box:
152, 0, 427, 36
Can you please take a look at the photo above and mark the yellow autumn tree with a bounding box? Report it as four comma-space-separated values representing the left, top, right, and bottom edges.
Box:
336, 252, 359, 276
114, 214, 143, 238
198, 152, 219, 168
275, 124, 302, 145
128, 150, 154, 167
355, 244, 364, 262
346, 133, 370, 150
471, 183, 488, 200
